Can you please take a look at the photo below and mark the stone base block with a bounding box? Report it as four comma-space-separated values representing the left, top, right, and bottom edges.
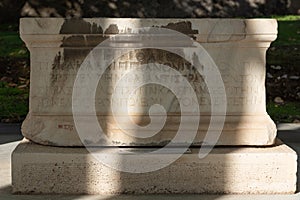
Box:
12, 139, 297, 194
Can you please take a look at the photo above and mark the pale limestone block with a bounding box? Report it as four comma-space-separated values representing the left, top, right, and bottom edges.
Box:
12, 139, 297, 194
20, 18, 277, 146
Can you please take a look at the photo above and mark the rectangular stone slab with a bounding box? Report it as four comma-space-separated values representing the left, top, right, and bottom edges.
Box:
20, 18, 278, 146
12, 139, 297, 194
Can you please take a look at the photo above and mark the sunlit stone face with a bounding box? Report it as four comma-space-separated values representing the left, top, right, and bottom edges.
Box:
20, 18, 277, 146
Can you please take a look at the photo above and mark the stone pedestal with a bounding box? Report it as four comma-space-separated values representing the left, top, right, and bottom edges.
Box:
12, 139, 297, 194
12, 18, 297, 194
20, 18, 277, 146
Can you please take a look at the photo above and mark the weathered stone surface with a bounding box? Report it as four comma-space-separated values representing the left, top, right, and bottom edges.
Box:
20, 18, 278, 146
12, 139, 297, 194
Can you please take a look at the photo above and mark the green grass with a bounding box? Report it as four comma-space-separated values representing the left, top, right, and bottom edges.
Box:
267, 16, 299, 123
0, 25, 29, 121
267, 15, 299, 88
0, 23, 30, 59
271, 15, 300, 46
0, 32, 28, 58
0, 24, 18, 32
272, 15, 300, 21
0, 82, 28, 121
267, 102, 300, 123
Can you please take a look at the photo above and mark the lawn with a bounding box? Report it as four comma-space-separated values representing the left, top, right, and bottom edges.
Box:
0, 16, 299, 123
0, 23, 29, 122
265, 15, 300, 123
271, 15, 300, 46
267, 102, 300, 123
0, 81, 28, 122
0, 24, 28, 58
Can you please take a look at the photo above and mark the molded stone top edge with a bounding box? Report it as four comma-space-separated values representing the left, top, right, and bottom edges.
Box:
20, 18, 277, 36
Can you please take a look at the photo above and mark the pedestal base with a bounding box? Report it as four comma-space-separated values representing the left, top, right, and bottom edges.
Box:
12, 139, 297, 194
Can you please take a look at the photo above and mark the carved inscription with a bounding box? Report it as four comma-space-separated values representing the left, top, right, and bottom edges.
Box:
31, 48, 264, 114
